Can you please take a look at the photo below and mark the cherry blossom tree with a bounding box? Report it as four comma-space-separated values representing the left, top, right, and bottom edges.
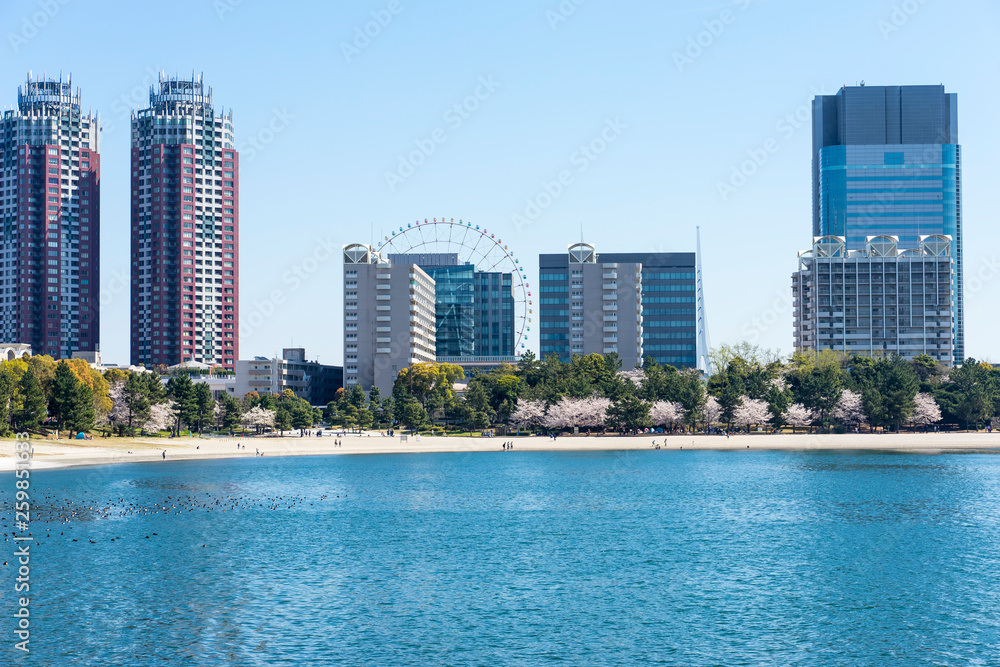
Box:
244, 405, 276, 434
650, 401, 684, 430
107, 378, 153, 436
831, 389, 866, 429
580, 397, 610, 431
732, 396, 770, 431
618, 369, 646, 387
107, 380, 128, 427
703, 396, 722, 426
543, 396, 609, 432
543, 397, 577, 431
910, 392, 942, 427
144, 400, 176, 433
510, 400, 547, 431
782, 403, 815, 433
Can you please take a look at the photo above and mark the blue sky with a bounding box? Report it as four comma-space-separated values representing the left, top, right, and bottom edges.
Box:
2, 0, 998, 365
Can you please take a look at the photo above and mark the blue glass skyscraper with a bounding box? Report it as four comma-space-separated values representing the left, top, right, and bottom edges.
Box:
812, 85, 963, 360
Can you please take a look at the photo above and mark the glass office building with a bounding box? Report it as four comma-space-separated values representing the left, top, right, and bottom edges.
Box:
423, 264, 476, 358
388, 253, 514, 359
475, 271, 514, 357
812, 85, 963, 360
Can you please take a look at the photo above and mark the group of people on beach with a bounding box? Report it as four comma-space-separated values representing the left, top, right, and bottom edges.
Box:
501, 441, 515, 450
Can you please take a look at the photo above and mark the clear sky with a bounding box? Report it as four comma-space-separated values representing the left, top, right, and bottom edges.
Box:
2, 0, 998, 366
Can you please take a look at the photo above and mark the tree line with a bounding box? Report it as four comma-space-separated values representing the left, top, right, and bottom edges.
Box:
385, 346, 1000, 434
0, 356, 324, 438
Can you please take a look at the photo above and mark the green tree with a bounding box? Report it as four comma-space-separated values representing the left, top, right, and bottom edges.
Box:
339, 403, 359, 430
463, 383, 496, 426
946, 360, 997, 429
398, 398, 428, 430
790, 359, 844, 428
379, 396, 395, 429
357, 408, 374, 430
166, 375, 198, 435
50, 363, 94, 434
275, 405, 292, 433
121, 373, 152, 436
605, 394, 651, 434
193, 382, 215, 434
675, 369, 706, 429
291, 400, 314, 431
346, 384, 366, 410
765, 379, 793, 428
848, 355, 919, 431
17, 367, 46, 432
220, 393, 243, 432
0, 367, 16, 435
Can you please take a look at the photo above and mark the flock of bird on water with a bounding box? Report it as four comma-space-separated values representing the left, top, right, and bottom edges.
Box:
0, 486, 345, 565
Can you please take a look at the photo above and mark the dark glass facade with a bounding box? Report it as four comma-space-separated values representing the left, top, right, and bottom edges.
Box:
388, 253, 515, 358
423, 264, 476, 358
812, 85, 963, 360
476, 272, 514, 356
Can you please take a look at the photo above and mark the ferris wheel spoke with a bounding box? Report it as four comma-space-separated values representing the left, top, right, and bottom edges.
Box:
376, 219, 529, 352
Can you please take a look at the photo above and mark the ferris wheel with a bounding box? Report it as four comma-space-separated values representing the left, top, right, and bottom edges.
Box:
376, 217, 531, 355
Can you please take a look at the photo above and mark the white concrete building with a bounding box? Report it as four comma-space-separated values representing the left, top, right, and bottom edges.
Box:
343, 244, 436, 395
792, 235, 955, 364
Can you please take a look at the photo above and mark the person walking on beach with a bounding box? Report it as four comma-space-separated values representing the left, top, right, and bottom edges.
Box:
162, 450, 166, 459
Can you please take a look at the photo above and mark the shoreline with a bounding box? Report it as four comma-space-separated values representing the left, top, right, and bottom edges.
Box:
1, 431, 999, 471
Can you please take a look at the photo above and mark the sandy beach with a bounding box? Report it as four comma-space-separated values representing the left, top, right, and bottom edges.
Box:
0, 430, 999, 471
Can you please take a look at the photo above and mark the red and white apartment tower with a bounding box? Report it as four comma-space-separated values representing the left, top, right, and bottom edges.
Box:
0, 73, 100, 358
130, 73, 239, 369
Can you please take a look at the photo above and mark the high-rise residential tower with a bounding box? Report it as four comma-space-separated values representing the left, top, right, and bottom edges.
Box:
0, 73, 100, 359
812, 84, 963, 360
130, 73, 239, 369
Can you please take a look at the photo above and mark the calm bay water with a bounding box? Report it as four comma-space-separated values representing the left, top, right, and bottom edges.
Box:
3, 449, 1000, 665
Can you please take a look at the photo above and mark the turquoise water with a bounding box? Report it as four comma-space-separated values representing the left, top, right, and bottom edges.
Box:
3, 450, 1000, 665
